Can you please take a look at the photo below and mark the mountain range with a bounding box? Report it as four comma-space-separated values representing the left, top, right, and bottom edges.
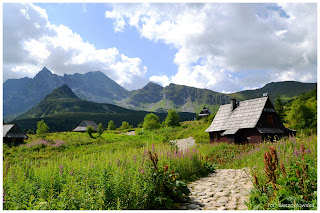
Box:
13, 84, 195, 132
4, 67, 317, 119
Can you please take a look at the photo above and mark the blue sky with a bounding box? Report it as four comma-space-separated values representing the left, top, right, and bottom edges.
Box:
3, 3, 317, 92
35, 3, 178, 80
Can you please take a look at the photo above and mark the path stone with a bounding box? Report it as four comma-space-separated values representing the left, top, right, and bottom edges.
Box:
178, 168, 254, 210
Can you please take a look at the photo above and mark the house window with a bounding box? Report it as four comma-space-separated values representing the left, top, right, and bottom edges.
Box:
267, 115, 274, 125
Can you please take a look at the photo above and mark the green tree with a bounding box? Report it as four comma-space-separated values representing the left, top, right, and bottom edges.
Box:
108, 120, 116, 130
164, 109, 180, 127
120, 121, 132, 130
275, 96, 285, 121
195, 114, 201, 120
36, 119, 49, 139
287, 98, 314, 130
86, 126, 94, 138
143, 113, 160, 130
97, 123, 104, 136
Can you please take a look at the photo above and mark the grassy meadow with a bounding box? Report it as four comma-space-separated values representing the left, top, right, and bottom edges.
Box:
3, 120, 317, 210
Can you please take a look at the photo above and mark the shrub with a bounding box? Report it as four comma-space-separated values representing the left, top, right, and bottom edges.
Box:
119, 121, 132, 130
97, 123, 104, 136
143, 113, 160, 130
86, 126, 94, 138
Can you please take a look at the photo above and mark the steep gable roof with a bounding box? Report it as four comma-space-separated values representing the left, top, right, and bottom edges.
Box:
205, 97, 268, 132
3, 124, 28, 139
73, 120, 98, 132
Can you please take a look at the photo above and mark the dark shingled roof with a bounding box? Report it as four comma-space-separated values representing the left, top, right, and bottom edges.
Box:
73, 120, 98, 132
205, 97, 268, 132
3, 124, 28, 139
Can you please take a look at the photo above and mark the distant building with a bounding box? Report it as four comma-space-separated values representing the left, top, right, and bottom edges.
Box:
72, 120, 98, 132
3, 123, 28, 145
199, 107, 211, 119
205, 96, 296, 144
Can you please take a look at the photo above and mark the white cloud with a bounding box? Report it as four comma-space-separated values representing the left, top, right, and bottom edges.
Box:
105, 3, 317, 92
150, 75, 170, 87
3, 3, 148, 90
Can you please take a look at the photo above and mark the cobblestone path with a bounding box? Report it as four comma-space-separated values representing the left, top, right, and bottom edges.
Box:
180, 168, 254, 210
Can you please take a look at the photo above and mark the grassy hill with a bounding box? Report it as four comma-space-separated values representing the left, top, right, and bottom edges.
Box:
230, 81, 317, 103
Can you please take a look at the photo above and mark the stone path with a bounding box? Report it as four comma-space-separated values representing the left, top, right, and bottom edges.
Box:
171, 137, 254, 210
179, 168, 254, 210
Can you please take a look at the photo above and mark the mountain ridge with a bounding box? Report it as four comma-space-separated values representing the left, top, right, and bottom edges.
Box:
4, 67, 317, 119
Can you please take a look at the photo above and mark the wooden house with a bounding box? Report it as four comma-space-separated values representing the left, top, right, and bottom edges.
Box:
3, 123, 28, 145
72, 120, 98, 132
205, 97, 296, 144
199, 107, 211, 119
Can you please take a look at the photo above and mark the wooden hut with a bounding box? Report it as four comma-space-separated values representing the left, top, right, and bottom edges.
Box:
72, 120, 98, 132
3, 123, 28, 145
205, 96, 296, 144
199, 107, 211, 119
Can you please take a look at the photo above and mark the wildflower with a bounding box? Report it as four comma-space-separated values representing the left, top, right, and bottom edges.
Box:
294, 148, 298, 157
71, 169, 74, 175
152, 144, 155, 152
132, 155, 137, 162
116, 159, 120, 166
306, 149, 312, 154
139, 167, 144, 174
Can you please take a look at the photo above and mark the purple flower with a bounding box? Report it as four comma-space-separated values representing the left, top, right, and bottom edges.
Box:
306, 149, 312, 154
294, 148, 298, 157
71, 169, 74, 175
139, 167, 144, 174
132, 155, 137, 162
116, 159, 120, 166
59, 164, 63, 169
152, 144, 155, 152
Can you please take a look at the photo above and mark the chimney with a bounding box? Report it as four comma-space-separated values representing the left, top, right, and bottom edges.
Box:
231, 99, 237, 110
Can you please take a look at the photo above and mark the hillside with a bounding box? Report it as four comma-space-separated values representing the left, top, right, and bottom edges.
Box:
119, 82, 231, 114
230, 81, 317, 102
14, 85, 195, 132
118, 81, 317, 114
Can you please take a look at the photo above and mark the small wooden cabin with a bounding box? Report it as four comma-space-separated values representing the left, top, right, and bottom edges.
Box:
205, 97, 296, 144
199, 107, 211, 119
3, 123, 28, 145
72, 120, 98, 132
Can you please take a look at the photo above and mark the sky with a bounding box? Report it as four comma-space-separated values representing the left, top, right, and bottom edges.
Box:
3, 3, 317, 92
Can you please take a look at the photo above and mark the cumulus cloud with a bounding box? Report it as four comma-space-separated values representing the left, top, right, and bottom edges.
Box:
105, 3, 317, 92
3, 3, 148, 90
150, 75, 170, 87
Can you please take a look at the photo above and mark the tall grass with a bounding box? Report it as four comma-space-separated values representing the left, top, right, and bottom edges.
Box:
3, 140, 214, 210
